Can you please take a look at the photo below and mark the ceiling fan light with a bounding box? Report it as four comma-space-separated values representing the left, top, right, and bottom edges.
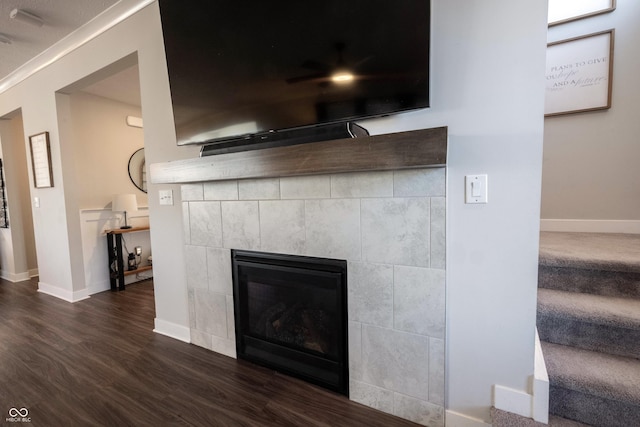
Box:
10, 8, 44, 28
331, 71, 355, 83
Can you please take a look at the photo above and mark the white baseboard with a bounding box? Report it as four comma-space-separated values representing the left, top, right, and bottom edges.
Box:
534, 329, 550, 423
0, 270, 30, 282
37, 281, 90, 303
541, 219, 640, 234
493, 385, 532, 419
445, 410, 492, 427
493, 334, 550, 425
153, 318, 191, 343
29, 268, 39, 278
87, 279, 111, 295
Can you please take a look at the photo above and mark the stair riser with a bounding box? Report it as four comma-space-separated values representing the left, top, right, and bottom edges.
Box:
549, 385, 640, 427
539, 265, 640, 298
538, 314, 640, 360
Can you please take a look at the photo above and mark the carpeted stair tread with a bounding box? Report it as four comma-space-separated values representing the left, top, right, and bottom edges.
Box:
541, 341, 640, 405
538, 288, 640, 330
539, 232, 640, 274
538, 264, 640, 298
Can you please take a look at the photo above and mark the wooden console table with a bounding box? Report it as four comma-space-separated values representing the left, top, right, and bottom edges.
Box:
106, 226, 152, 291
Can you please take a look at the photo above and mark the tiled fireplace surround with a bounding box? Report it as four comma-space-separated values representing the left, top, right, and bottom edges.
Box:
181, 166, 446, 426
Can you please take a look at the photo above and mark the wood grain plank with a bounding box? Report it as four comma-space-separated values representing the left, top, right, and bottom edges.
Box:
0, 278, 420, 426
151, 127, 447, 184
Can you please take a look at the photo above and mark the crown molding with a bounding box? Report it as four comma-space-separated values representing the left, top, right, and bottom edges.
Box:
0, 0, 155, 95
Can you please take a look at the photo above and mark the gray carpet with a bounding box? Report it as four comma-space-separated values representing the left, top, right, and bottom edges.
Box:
539, 232, 640, 273
537, 231, 640, 426
491, 407, 590, 427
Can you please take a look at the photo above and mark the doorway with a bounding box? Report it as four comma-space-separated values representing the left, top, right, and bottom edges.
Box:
56, 53, 152, 295
0, 109, 38, 283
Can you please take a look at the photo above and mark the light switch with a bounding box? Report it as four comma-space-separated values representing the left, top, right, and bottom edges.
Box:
159, 189, 174, 206
34, 197, 40, 208
465, 175, 488, 204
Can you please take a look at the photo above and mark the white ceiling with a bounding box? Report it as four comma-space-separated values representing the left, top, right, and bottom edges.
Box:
82, 64, 142, 107
0, 0, 141, 106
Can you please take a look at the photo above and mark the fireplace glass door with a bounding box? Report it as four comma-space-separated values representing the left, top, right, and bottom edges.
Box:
232, 250, 348, 395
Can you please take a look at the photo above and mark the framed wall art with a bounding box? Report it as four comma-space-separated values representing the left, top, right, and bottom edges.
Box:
29, 131, 54, 188
545, 30, 615, 117
548, 0, 616, 26
0, 158, 7, 228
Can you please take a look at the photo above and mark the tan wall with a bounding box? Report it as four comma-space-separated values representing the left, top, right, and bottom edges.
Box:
67, 91, 147, 209
542, 0, 640, 226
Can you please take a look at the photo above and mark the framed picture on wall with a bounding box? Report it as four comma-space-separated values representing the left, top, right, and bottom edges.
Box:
545, 29, 615, 117
29, 131, 54, 188
548, 0, 616, 26
0, 158, 8, 228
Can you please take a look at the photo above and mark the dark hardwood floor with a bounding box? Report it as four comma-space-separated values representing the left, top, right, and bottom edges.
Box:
0, 278, 419, 426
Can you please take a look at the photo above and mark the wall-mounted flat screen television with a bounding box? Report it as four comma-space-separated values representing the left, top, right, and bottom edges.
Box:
158, 0, 430, 154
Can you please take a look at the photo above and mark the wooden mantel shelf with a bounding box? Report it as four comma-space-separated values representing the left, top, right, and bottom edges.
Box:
150, 127, 447, 184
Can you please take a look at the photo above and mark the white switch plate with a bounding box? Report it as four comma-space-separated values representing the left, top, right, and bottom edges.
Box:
465, 175, 488, 204
159, 189, 174, 206
34, 197, 40, 208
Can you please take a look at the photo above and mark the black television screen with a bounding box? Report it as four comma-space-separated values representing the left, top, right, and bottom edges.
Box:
158, 0, 430, 149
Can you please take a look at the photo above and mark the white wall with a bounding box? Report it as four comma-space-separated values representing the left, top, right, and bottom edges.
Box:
0, 0, 547, 422
0, 111, 38, 282
542, 0, 640, 231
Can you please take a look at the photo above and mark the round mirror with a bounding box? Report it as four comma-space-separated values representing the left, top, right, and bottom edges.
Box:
128, 148, 147, 193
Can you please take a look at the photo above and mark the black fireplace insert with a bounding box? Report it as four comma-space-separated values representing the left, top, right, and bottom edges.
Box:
232, 250, 348, 395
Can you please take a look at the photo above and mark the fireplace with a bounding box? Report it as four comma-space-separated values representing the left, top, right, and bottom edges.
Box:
232, 250, 349, 395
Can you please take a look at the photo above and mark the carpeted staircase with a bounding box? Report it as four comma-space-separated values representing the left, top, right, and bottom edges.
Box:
537, 231, 640, 426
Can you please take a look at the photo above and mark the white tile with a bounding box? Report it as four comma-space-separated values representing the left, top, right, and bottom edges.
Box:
362, 198, 430, 267
190, 329, 212, 350
361, 325, 430, 400
221, 201, 261, 250
187, 289, 196, 328
207, 248, 232, 295
259, 200, 306, 254
394, 266, 446, 339
185, 245, 207, 289
193, 288, 228, 338
211, 335, 237, 359
189, 201, 223, 247
430, 197, 446, 269
305, 199, 361, 260
348, 262, 393, 328
331, 171, 393, 198
204, 180, 238, 201
280, 175, 331, 199
429, 338, 445, 406
394, 393, 444, 427
239, 178, 280, 200
349, 380, 394, 414
226, 294, 236, 341
394, 168, 446, 197
181, 183, 204, 201
182, 202, 191, 245
349, 321, 363, 381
